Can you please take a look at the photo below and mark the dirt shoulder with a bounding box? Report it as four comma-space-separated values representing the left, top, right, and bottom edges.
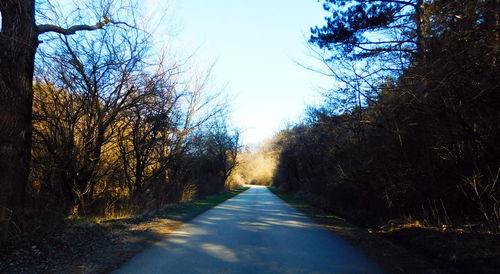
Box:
0, 187, 249, 273
268, 187, 499, 274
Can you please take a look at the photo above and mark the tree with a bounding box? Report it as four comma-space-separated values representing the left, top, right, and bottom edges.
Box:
116, 63, 182, 203
304, 0, 424, 117
310, 0, 424, 62
32, 15, 149, 215
274, 0, 500, 227
0, 0, 115, 241
187, 116, 240, 196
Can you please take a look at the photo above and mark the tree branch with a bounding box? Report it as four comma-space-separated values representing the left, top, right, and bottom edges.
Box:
37, 23, 103, 35
37, 16, 113, 35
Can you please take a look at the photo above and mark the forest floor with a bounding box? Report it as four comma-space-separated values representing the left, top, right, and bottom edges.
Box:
0, 187, 249, 273
268, 187, 500, 274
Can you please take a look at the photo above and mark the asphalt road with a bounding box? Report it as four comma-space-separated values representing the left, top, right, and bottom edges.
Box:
114, 186, 383, 273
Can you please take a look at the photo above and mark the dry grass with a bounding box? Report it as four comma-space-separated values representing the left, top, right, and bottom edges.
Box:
0, 187, 249, 273
269, 186, 500, 273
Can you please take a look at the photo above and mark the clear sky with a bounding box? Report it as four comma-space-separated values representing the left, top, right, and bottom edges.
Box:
163, 0, 332, 146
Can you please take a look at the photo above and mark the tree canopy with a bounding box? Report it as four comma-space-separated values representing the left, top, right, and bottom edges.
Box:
272, 0, 500, 229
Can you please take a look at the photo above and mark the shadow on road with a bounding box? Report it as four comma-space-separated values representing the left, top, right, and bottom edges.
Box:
114, 186, 383, 273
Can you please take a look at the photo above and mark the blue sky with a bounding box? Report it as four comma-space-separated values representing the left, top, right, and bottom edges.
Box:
157, 0, 333, 146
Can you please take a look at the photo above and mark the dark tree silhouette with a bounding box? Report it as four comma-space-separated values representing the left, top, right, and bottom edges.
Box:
310, 0, 424, 61
272, 0, 499, 228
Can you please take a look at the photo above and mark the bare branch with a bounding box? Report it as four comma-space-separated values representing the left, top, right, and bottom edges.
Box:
37, 21, 106, 35
36, 23, 102, 35
36, 16, 136, 35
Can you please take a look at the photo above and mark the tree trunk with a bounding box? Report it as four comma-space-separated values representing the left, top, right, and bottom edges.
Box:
414, 0, 427, 99
0, 0, 38, 241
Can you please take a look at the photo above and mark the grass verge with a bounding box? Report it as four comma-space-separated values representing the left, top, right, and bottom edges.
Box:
0, 187, 249, 273
108, 186, 250, 224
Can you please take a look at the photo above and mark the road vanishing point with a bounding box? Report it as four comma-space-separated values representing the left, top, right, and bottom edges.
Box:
114, 186, 383, 273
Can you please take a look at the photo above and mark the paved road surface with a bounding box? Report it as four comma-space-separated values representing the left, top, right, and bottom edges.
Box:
114, 186, 383, 273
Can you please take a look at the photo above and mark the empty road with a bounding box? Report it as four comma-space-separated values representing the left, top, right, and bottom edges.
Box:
114, 186, 383, 273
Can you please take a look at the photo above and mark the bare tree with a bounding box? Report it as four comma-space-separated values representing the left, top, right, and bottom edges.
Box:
116, 62, 182, 203
0, 0, 133, 239
149, 62, 234, 204
32, 10, 149, 215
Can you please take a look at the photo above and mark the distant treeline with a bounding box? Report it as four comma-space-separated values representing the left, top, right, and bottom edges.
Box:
23, 15, 239, 229
272, 0, 499, 228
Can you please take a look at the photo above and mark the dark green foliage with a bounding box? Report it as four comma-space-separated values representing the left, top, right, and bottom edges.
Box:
310, 0, 418, 59
274, 0, 499, 228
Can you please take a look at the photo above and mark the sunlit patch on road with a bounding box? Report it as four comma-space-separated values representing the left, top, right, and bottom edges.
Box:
200, 243, 239, 262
